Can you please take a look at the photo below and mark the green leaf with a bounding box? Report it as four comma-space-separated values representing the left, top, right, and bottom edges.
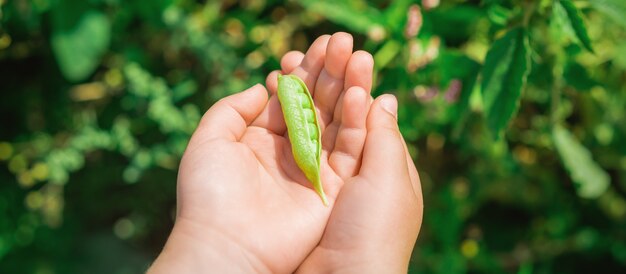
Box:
383, 0, 412, 34
589, 0, 626, 29
487, 5, 513, 26
51, 10, 111, 81
481, 28, 531, 138
558, 0, 594, 52
297, 0, 381, 34
552, 125, 610, 199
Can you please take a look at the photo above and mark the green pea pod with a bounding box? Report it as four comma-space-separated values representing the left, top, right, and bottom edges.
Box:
277, 74, 327, 206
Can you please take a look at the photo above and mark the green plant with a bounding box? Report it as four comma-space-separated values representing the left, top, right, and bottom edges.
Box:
1, 0, 624, 273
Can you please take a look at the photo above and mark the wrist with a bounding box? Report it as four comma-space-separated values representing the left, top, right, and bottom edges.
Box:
148, 218, 266, 274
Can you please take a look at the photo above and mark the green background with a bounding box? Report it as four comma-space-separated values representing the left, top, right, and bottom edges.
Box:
1, 0, 625, 273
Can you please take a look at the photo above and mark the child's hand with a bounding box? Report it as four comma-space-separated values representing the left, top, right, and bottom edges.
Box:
297, 94, 423, 273
149, 33, 422, 273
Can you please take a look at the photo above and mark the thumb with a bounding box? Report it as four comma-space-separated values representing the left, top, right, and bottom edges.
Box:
360, 94, 408, 180
192, 84, 268, 143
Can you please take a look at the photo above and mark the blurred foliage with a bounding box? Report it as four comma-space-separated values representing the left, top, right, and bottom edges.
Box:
1, 0, 625, 273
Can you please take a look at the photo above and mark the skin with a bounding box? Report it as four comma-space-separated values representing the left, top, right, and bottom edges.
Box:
149, 32, 423, 274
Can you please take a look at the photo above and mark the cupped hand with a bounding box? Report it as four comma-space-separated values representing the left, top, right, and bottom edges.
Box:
150, 32, 380, 273
297, 95, 423, 273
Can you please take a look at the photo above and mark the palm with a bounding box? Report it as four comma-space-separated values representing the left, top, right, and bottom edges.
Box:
176, 33, 374, 273
178, 134, 331, 272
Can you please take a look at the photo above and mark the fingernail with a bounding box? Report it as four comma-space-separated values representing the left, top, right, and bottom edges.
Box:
380, 94, 398, 119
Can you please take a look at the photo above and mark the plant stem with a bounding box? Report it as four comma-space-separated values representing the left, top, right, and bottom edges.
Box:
523, 0, 537, 27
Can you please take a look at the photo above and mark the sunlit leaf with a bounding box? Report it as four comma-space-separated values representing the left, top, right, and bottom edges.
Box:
51, 11, 111, 81
296, 0, 381, 34
590, 0, 626, 28
383, 0, 412, 35
552, 125, 610, 199
481, 28, 530, 138
558, 0, 594, 52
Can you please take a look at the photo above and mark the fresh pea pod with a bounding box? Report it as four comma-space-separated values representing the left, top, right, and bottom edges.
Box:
277, 74, 327, 206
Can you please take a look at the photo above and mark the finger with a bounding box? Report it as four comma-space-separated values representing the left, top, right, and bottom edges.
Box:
324, 33, 353, 78
253, 36, 329, 136
328, 86, 369, 179
264, 51, 303, 95
249, 96, 285, 135
254, 71, 284, 134
332, 51, 374, 124
360, 94, 408, 181
281, 50, 305, 73
344, 50, 374, 91
289, 35, 331, 95
265, 70, 281, 95
191, 84, 268, 143
314, 32, 353, 128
